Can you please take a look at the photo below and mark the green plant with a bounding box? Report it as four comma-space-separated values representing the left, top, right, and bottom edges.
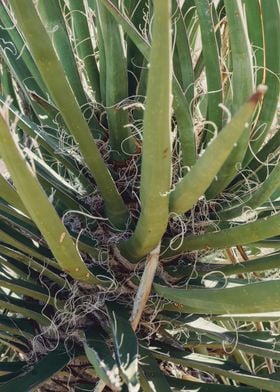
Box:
0, 0, 279, 390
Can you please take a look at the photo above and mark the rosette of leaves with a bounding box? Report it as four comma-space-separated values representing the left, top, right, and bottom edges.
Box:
0, 0, 279, 391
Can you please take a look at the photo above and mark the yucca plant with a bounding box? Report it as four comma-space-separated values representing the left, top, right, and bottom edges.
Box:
0, 0, 279, 390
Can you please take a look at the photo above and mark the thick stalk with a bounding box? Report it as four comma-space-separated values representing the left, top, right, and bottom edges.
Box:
120, 0, 172, 262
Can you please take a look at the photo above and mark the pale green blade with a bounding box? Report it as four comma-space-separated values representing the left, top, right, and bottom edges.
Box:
8, 0, 129, 228
0, 110, 105, 285
163, 212, 280, 257
120, 0, 172, 261
154, 279, 280, 314
170, 88, 265, 215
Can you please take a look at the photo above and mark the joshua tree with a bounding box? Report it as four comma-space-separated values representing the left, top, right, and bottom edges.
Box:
0, 0, 279, 391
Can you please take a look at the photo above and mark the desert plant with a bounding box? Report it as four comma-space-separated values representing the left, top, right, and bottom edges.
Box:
0, 0, 279, 390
